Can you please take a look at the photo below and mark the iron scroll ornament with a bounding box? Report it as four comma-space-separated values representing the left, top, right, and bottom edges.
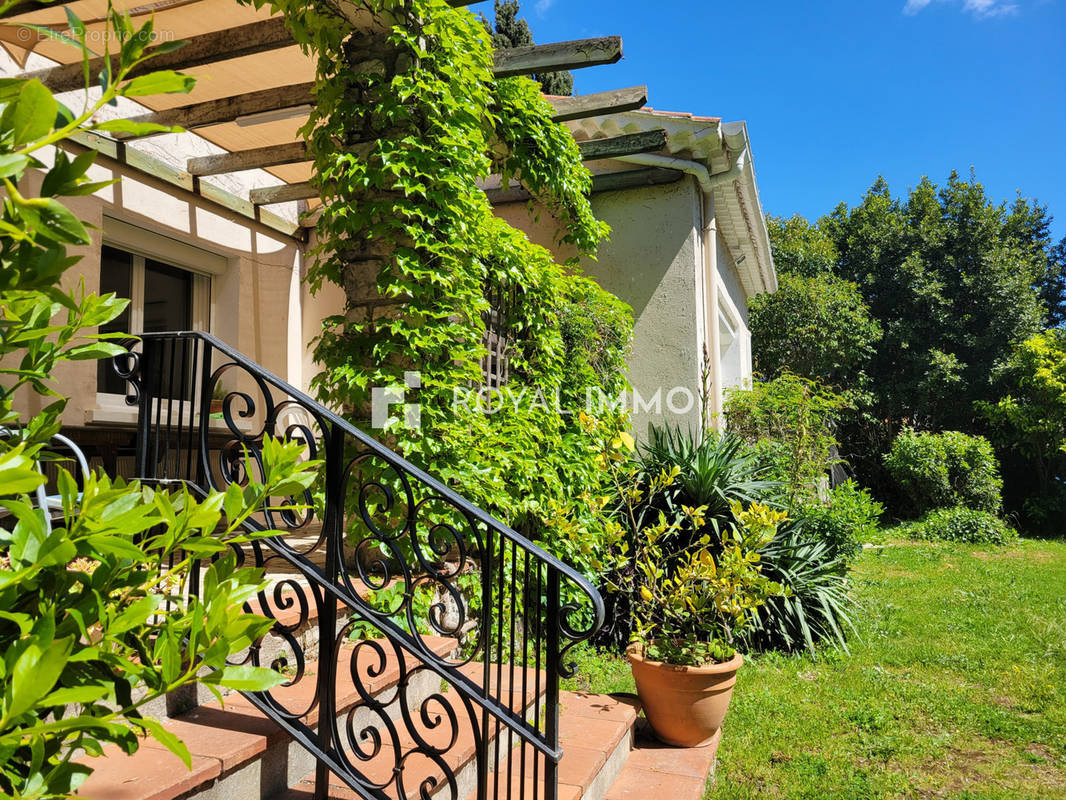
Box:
114, 330, 605, 800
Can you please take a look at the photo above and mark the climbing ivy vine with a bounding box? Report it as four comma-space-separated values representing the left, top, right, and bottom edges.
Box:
242, 0, 632, 574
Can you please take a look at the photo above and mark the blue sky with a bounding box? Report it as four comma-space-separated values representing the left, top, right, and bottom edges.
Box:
502, 0, 1066, 242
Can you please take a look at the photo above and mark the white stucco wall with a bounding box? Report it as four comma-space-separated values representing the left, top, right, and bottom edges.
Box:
496, 177, 706, 441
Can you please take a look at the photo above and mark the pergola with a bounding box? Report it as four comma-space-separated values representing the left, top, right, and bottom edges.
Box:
0, 0, 672, 240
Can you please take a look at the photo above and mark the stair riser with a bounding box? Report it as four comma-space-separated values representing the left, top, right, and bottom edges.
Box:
580, 727, 634, 800
177, 664, 444, 800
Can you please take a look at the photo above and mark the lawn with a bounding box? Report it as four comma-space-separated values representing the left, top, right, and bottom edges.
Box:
564, 538, 1066, 799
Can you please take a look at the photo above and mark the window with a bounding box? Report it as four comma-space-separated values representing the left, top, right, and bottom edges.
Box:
96, 244, 210, 398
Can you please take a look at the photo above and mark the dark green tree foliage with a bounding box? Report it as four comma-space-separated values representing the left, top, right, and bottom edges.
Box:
1040, 237, 1066, 328
823, 173, 1047, 434
486, 0, 574, 96
748, 254, 881, 397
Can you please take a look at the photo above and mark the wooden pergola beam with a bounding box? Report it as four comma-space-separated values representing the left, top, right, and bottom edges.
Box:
248, 130, 671, 205
23, 17, 295, 95
249, 181, 317, 206
492, 36, 621, 78
187, 141, 310, 176
110, 82, 314, 141
549, 86, 647, 122
2, 0, 478, 20
276, 166, 683, 213
192, 127, 664, 179
117, 80, 644, 144
578, 129, 667, 160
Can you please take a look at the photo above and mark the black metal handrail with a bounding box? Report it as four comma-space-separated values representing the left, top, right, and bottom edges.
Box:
115, 330, 604, 800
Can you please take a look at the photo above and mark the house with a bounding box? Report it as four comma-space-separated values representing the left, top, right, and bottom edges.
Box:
494, 109, 776, 437
3, 6, 775, 451
1, 3, 776, 799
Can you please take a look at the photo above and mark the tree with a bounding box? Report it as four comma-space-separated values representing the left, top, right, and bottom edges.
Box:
485, 0, 573, 96
978, 330, 1066, 529
758, 175, 1057, 516
748, 255, 881, 397
822, 173, 1048, 434
1039, 237, 1066, 328
765, 214, 840, 278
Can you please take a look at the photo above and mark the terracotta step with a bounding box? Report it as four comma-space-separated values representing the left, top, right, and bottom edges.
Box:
279, 663, 549, 800
154, 580, 382, 718
76, 636, 458, 800
602, 727, 721, 800
477, 692, 641, 800
279, 690, 639, 800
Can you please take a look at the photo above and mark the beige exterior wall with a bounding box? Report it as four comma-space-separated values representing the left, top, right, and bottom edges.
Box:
9, 147, 302, 430
496, 177, 709, 441
9, 154, 758, 445
495, 176, 758, 442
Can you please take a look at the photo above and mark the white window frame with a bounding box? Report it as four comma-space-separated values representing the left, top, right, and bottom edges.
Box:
94, 221, 219, 415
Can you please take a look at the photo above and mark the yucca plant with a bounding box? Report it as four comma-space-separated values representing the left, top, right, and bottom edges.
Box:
638, 424, 779, 535
735, 520, 856, 655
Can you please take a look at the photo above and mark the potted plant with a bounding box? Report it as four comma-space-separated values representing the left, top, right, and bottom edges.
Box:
599, 425, 787, 748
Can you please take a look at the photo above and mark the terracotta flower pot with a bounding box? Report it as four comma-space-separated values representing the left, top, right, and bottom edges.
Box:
627, 643, 743, 747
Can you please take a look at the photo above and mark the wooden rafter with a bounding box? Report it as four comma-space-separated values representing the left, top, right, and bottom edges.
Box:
110, 82, 314, 140
187, 128, 665, 179
578, 129, 667, 160
64, 130, 302, 239
492, 36, 621, 78
23, 17, 295, 95
98, 49, 640, 142
485, 167, 683, 205
254, 164, 684, 209
0, 0, 199, 21
187, 141, 309, 176
550, 87, 647, 122
1, 0, 480, 20
249, 181, 316, 206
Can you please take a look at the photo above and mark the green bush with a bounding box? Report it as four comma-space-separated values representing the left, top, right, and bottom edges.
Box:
725, 373, 846, 505
883, 429, 1003, 516
901, 507, 1018, 545
637, 424, 777, 535
797, 480, 884, 562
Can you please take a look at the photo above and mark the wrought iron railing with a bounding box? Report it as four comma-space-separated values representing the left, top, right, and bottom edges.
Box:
114, 331, 603, 800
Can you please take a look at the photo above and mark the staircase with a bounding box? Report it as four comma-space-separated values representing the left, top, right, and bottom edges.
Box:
78, 332, 721, 800
77, 664, 720, 800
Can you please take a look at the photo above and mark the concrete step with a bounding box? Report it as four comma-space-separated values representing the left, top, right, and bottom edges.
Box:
475, 692, 641, 800
77, 661, 719, 800
76, 636, 458, 800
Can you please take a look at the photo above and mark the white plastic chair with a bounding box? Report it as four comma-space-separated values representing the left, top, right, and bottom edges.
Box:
0, 426, 90, 534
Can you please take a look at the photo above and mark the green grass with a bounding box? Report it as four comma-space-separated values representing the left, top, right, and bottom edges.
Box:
568, 538, 1066, 799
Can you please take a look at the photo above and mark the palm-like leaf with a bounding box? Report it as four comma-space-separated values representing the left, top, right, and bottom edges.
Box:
639, 423, 779, 531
